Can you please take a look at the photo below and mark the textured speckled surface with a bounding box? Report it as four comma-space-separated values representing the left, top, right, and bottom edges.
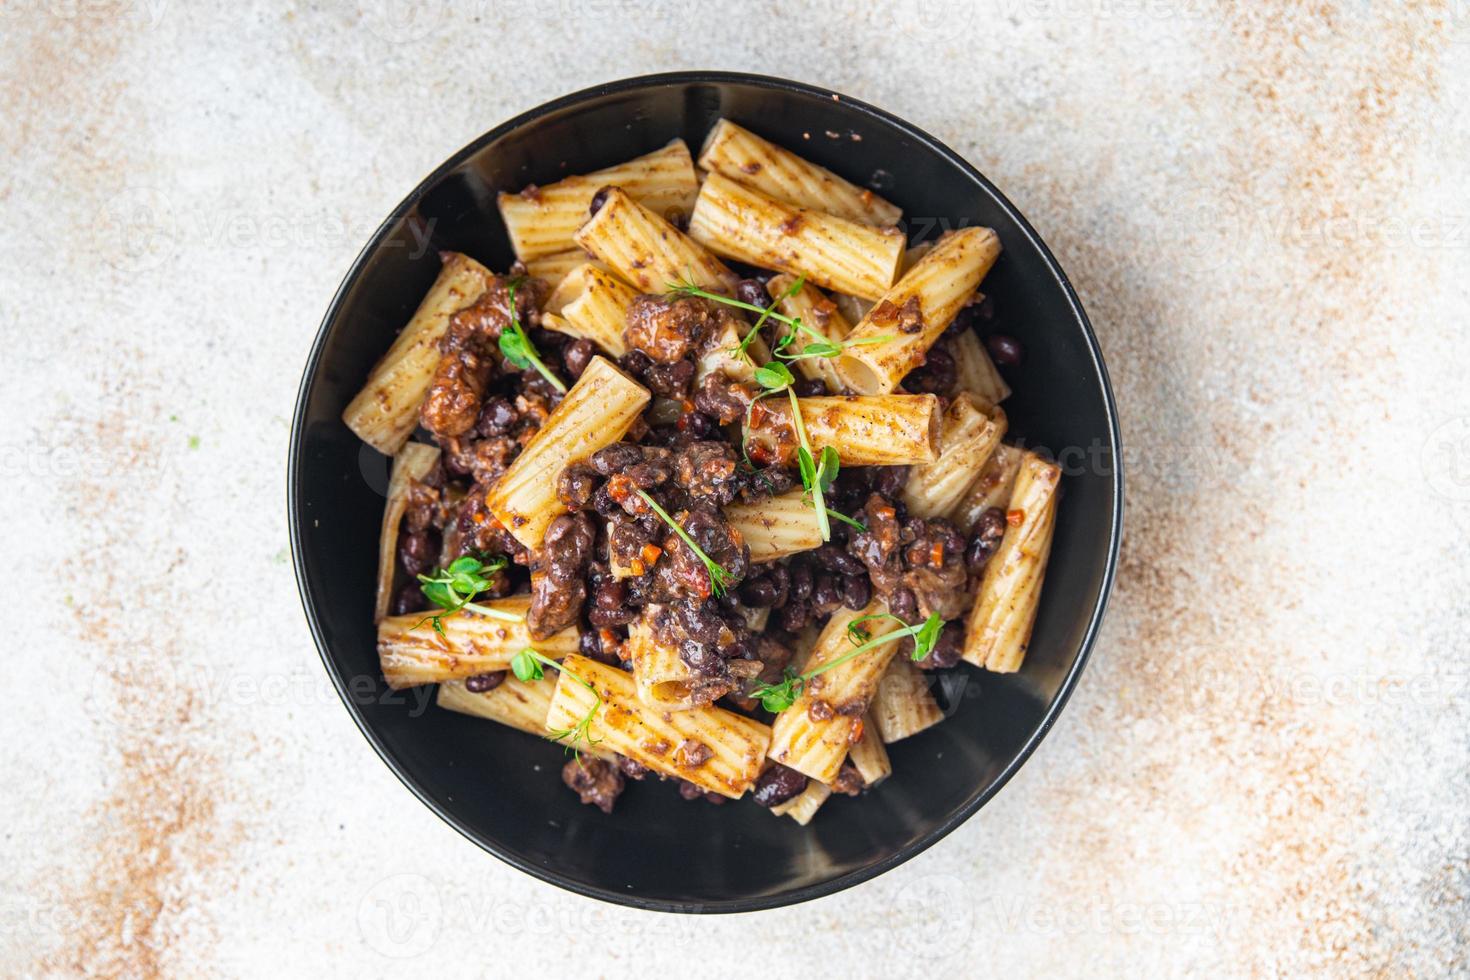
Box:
2, 2, 1467, 976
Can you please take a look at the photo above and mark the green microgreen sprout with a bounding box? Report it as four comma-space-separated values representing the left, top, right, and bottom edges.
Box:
413, 553, 517, 635
510, 648, 603, 756
634, 489, 735, 598
748, 611, 946, 713
498, 278, 567, 394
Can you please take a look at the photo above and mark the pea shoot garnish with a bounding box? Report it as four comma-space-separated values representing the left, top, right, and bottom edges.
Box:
498, 279, 567, 394
748, 611, 946, 713
634, 490, 735, 597
665, 275, 892, 366
788, 389, 837, 542
413, 554, 518, 635
510, 648, 603, 754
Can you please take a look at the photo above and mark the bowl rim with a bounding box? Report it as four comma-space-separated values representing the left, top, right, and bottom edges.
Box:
289, 69, 1124, 914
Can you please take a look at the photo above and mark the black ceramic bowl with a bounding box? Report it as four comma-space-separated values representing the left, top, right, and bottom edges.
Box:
290, 71, 1121, 913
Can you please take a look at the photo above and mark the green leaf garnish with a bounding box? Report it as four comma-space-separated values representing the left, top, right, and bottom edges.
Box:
748, 611, 948, 713
787, 389, 831, 543
667, 275, 807, 365
412, 554, 518, 634
507, 647, 603, 755
634, 490, 735, 598
753, 361, 794, 391
497, 279, 567, 394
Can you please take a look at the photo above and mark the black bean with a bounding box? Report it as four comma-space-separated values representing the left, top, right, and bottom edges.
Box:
681, 410, 715, 438
814, 543, 865, 576
792, 377, 827, 397
475, 396, 517, 437
752, 763, 809, 807
734, 278, 770, 309
739, 573, 780, 608
812, 572, 842, 614
889, 587, 918, 623
589, 185, 611, 216
779, 599, 811, 632
397, 529, 439, 578
872, 466, 909, 499
789, 561, 813, 603
985, 333, 1024, 367
590, 443, 645, 476
965, 507, 1008, 575
465, 671, 506, 693
557, 463, 601, 511
626, 458, 673, 488
563, 338, 595, 379
840, 573, 871, 610
391, 582, 425, 616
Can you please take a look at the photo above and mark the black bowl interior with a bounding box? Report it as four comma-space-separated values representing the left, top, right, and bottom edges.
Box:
290, 72, 1120, 912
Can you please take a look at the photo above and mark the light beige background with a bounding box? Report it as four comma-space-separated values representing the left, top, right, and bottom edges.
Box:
1, 1, 1466, 977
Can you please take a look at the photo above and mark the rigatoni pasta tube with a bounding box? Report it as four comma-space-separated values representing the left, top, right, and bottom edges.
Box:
770, 778, 831, 825
375, 443, 439, 623
626, 615, 734, 711
767, 602, 904, 785
545, 655, 771, 798
688, 171, 905, 301
498, 140, 700, 261
436, 679, 616, 762
524, 248, 604, 290
902, 394, 1006, 519
573, 186, 737, 295
724, 491, 823, 563
545, 264, 636, 357
752, 394, 940, 467
951, 441, 1023, 532
950, 325, 1011, 405
342, 252, 493, 454
963, 452, 1061, 673
377, 595, 580, 690
697, 320, 761, 385
697, 119, 902, 226
767, 273, 851, 392
871, 656, 944, 743
847, 716, 892, 787
836, 227, 1002, 395
486, 356, 650, 550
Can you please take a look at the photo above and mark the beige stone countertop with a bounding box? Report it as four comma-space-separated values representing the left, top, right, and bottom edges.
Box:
1, 2, 1466, 976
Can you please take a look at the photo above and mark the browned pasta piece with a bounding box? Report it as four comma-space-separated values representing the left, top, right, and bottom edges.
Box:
378, 595, 579, 690
902, 394, 1006, 519
836, 227, 1002, 395
871, 657, 944, 743
698, 119, 902, 226
485, 356, 650, 551
543, 263, 637, 357
524, 248, 606, 290
767, 273, 852, 392
544, 655, 771, 798
950, 441, 1023, 533
950, 324, 1011, 405
374, 443, 440, 623
753, 394, 941, 467
688, 171, 905, 301
962, 452, 1060, 673
342, 252, 494, 454
437, 679, 616, 763
573, 186, 737, 294
724, 490, 824, 563
767, 602, 904, 785
498, 140, 700, 261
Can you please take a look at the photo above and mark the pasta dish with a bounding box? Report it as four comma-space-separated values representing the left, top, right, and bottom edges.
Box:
341, 120, 1060, 821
